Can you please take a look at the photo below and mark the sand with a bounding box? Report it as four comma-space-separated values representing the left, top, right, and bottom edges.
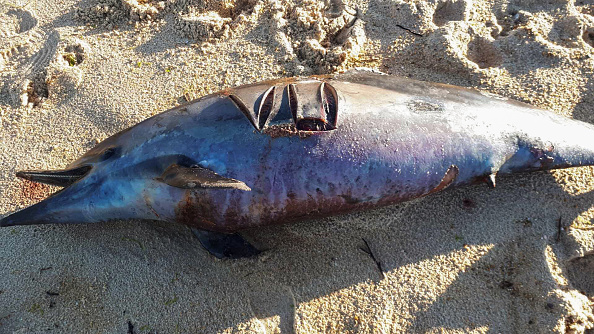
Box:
1, 0, 594, 332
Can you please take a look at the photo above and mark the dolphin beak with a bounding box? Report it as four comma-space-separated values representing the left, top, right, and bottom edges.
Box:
15, 165, 92, 187
1, 167, 98, 227
0, 202, 49, 227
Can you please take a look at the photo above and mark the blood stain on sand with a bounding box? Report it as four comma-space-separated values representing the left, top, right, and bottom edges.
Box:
18, 179, 56, 204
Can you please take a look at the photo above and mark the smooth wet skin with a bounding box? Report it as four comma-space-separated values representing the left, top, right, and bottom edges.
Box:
3, 70, 594, 258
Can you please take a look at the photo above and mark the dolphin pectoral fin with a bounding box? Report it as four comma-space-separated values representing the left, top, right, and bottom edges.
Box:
16, 165, 92, 187
159, 164, 251, 191
191, 228, 261, 259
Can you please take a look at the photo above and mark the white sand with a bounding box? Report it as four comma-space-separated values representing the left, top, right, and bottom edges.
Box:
1, 0, 594, 332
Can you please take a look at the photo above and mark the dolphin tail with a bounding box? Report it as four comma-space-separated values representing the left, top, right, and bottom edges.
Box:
499, 117, 594, 174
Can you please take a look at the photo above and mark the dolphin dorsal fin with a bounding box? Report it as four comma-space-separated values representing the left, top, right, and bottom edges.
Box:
159, 164, 251, 191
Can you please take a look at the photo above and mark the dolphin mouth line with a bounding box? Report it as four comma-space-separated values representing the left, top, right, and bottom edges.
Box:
16, 165, 92, 187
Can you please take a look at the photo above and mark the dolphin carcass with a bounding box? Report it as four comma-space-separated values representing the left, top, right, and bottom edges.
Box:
2, 70, 594, 258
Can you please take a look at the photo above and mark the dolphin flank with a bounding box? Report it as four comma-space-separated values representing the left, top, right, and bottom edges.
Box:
2, 70, 594, 258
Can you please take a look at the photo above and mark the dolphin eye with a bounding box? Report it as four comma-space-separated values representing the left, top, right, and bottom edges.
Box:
100, 147, 119, 161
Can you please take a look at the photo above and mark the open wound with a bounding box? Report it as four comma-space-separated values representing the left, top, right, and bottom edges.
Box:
287, 82, 338, 131
227, 80, 338, 133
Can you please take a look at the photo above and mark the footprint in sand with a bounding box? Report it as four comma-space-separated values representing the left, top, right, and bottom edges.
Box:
266, 0, 366, 74
548, 15, 589, 49
0, 8, 43, 72
0, 7, 57, 108
74, 0, 168, 26
566, 252, 594, 297
466, 36, 503, 69
404, 0, 504, 73
4, 27, 90, 108
46, 38, 90, 100
175, 0, 257, 42
0, 3, 95, 107
245, 280, 296, 333
432, 0, 469, 27
7, 30, 60, 107
2, 8, 37, 35
582, 26, 594, 47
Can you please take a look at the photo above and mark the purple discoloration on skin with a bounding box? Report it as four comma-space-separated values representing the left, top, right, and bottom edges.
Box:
3, 70, 594, 234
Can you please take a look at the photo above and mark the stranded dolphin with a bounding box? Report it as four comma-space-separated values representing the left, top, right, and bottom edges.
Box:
2, 70, 594, 258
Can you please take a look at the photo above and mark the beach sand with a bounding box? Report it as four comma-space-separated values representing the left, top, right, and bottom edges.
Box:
1, 0, 594, 332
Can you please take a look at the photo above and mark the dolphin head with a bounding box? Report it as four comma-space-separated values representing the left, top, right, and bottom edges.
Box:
0, 126, 185, 227
1, 110, 252, 228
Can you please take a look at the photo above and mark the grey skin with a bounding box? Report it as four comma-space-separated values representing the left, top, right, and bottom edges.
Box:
2, 70, 594, 258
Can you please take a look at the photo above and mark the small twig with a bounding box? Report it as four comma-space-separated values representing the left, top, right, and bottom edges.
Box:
127, 320, 135, 334
360, 238, 385, 279
396, 24, 423, 37
39, 266, 52, 273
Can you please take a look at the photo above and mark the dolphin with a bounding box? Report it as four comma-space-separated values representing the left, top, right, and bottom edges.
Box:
2, 70, 594, 258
